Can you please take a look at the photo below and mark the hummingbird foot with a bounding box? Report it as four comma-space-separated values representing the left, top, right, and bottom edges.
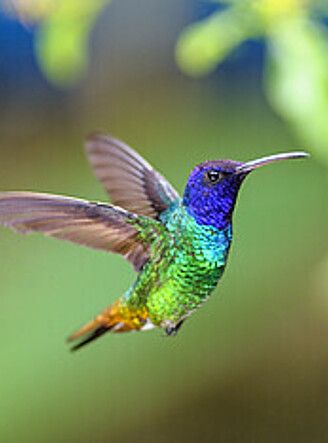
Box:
164, 319, 184, 337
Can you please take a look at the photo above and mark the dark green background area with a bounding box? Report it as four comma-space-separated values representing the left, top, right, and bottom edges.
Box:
0, 2, 327, 442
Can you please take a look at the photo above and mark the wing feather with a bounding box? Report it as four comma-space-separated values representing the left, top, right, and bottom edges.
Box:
85, 132, 180, 219
0, 192, 160, 271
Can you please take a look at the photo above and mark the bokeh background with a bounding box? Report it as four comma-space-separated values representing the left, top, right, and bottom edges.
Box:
0, 1, 327, 442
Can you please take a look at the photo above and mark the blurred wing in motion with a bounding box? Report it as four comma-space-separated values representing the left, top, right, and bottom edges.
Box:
85, 132, 180, 219
0, 192, 160, 272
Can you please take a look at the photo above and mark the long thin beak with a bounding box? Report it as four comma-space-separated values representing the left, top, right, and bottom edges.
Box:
236, 151, 309, 173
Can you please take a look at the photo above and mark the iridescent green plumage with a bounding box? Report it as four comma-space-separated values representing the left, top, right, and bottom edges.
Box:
125, 204, 231, 330
0, 132, 308, 349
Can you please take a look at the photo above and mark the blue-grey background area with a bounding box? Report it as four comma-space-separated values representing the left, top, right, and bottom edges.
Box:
0, 1, 327, 442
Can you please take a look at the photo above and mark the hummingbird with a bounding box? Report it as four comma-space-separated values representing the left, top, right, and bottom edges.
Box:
0, 133, 308, 350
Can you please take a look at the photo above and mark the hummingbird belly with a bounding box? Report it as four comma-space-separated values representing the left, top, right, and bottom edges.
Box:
125, 206, 232, 329
145, 255, 225, 328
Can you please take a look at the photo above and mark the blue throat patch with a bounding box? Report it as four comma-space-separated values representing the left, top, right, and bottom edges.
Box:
182, 172, 243, 231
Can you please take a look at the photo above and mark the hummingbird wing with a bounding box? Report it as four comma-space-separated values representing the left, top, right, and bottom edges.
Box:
0, 192, 160, 271
85, 132, 180, 220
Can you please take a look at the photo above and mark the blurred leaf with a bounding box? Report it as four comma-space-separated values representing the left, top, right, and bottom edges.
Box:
250, 0, 309, 28
176, 8, 258, 77
35, 0, 110, 88
265, 18, 328, 164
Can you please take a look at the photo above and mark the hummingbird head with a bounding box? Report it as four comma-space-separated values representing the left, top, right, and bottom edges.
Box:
183, 151, 309, 230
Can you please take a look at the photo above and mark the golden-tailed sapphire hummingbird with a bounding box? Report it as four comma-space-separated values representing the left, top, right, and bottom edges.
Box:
0, 133, 308, 350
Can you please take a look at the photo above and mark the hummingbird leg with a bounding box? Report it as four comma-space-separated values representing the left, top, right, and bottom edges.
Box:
164, 320, 184, 337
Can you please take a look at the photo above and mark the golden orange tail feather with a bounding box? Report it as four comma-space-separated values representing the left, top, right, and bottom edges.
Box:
69, 325, 110, 351
67, 298, 150, 351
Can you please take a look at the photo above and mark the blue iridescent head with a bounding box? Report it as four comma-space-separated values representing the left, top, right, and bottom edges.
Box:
183, 152, 309, 230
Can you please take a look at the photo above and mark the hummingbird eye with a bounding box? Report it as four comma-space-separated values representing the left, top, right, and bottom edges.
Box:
206, 170, 223, 184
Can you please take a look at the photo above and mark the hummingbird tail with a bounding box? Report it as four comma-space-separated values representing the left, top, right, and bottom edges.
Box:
68, 325, 110, 351
67, 298, 150, 351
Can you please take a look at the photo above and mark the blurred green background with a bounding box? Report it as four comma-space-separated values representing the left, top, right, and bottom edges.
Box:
0, 1, 327, 442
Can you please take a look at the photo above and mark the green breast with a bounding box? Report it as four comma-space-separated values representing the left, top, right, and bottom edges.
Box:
126, 205, 232, 327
